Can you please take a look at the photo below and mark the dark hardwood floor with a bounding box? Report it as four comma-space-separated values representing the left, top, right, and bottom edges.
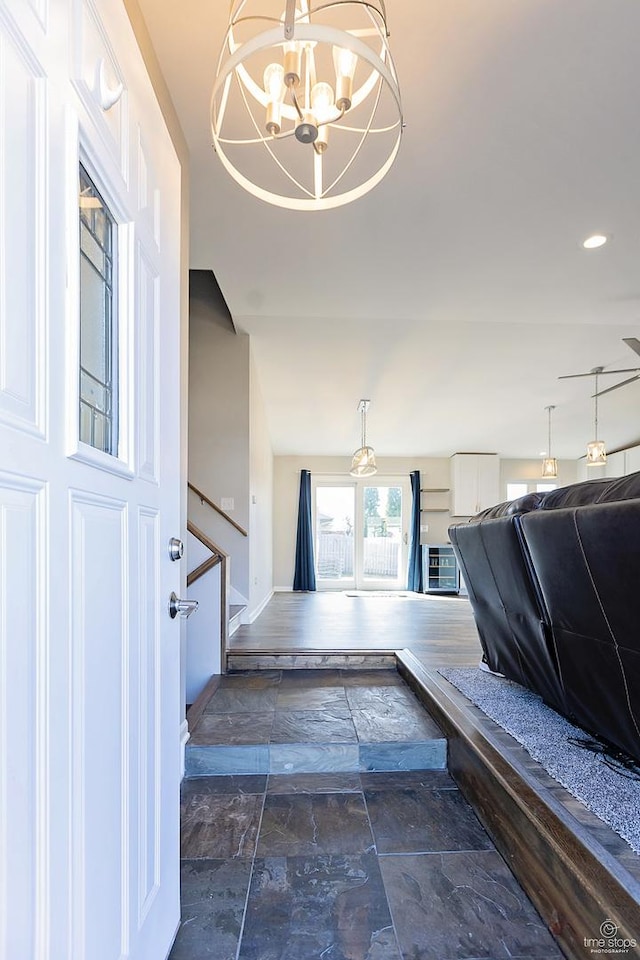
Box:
229, 591, 482, 669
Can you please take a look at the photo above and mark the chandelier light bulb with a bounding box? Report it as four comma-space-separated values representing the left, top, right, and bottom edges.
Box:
283, 40, 302, 87
311, 81, 335, 151
311, 81, 335, 120
264, 63, 286, 133
333, 45, 358, 109
264, 62, 285, 100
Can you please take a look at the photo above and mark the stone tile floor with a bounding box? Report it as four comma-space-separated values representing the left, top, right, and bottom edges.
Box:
184, 669, 447, 778
170, 670, 564, 960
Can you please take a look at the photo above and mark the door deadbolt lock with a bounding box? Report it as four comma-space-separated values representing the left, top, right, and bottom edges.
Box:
168, 592, 198, 619
168, 537, 184, 561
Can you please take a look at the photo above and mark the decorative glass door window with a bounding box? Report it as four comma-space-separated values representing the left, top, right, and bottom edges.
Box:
79, 165, 117, 454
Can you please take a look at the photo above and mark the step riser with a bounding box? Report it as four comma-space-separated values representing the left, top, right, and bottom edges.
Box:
185, 738, 447, 777
227, 652, 396, 671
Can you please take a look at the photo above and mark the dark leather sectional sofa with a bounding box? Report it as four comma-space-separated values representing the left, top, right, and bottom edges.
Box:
449, 472, 640, 763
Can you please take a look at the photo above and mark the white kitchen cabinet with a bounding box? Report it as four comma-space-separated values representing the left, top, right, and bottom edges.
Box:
450, 453, 500, 516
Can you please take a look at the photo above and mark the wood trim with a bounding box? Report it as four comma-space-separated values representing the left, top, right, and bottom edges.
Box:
187, 554, 221, 586
188, 481, 248, 537
187, 518, 229, 671
187, 520, 225, 585
186, 673, 222, 731
396, 650, 640, 960
187, 519, 228, 557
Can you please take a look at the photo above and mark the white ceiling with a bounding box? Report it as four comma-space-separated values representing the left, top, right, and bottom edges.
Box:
138, 0, 640, 460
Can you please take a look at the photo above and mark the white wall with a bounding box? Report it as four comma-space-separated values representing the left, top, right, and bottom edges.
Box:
249, 352, 274, 618
188, 271, 251, 598
273, 456, 451, 590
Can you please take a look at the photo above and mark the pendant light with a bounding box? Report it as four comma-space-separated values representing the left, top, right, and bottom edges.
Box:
210, 1, 403, 211
586, 368, 607, 466
350, 399, 377, 476
541, 405, 558, 478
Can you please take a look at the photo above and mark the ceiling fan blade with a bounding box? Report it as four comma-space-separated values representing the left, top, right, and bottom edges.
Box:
601, 366, 640, 374
623, 337, 640, 357
559, 367, 640, 379
592, 375, 640, 398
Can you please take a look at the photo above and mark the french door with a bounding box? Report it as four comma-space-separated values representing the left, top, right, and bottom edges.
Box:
1, 2, 182, 959
313, 477, 410, 590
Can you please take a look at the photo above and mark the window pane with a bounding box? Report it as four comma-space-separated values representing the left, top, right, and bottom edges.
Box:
80, 253, 109, 382
315, 486, 355, 581
506, 483, 528, 501
363, 485, 401, 580
79, 164, 117, 455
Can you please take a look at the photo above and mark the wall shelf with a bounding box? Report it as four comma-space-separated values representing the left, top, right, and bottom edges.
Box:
420, 487, 450, 513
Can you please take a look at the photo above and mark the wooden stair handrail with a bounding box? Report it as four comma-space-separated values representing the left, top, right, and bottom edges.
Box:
187, 519, 228, 557
188, 482, 248, 537
187, 520, 227, 586
187, 554, 221, 587
186, 519, 228, 675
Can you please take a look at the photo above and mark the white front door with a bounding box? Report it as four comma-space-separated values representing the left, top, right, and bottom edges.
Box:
0, 2, 182, 959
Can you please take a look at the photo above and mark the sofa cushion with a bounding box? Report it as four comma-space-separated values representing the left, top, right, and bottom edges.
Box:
595, 471, 640, 502
537, 477, 612, 510
471, 491, 547, 522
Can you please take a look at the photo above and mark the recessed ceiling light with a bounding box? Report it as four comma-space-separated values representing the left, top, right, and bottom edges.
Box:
583, 234, 608, 249
539, 451, 547, 457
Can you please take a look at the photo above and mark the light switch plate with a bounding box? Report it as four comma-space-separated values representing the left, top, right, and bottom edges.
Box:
221, 497, 234, 511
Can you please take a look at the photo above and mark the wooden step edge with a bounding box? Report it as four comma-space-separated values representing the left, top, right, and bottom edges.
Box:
395, 649, 640, 960
186, 673, 222, 732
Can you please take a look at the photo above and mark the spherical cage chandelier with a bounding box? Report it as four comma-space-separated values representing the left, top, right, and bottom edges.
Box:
210, 0, 404, 211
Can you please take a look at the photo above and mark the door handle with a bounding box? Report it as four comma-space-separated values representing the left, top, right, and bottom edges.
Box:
168, 592, 198, 619
403, 531, 408, 544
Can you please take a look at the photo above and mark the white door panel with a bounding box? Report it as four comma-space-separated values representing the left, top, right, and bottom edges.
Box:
0, 475, 46, 960
0, 2, 182, 959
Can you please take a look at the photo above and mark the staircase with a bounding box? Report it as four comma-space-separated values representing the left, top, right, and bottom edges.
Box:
186, 481, 249, 695
228, 603, 246, 637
